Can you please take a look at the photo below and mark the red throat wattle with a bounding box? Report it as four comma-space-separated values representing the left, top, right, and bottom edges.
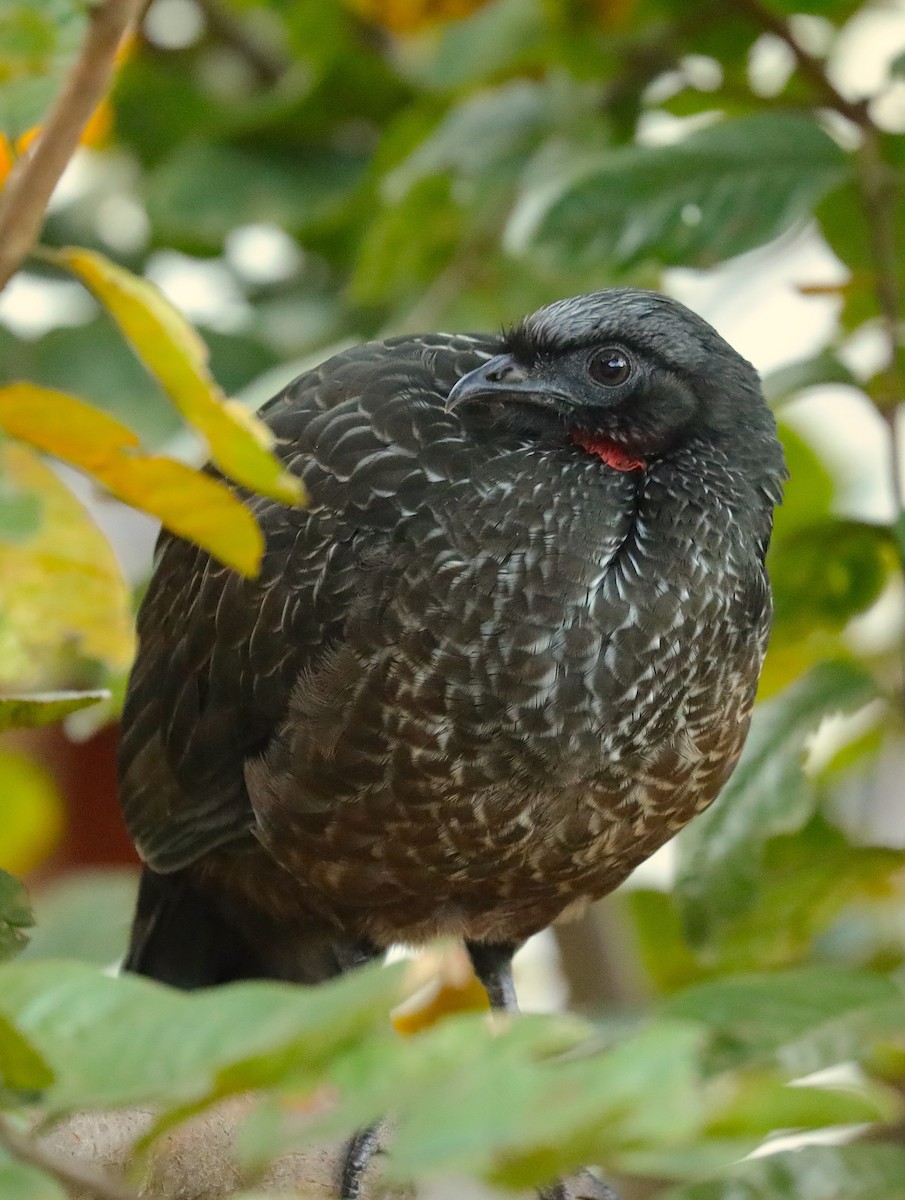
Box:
570, 431, 646, 472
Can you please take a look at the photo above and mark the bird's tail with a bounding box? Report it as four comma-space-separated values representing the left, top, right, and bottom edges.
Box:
123, 866, 268, 988
123, 866, 382, 989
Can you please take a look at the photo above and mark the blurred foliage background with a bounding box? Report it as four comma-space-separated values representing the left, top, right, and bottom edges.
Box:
2, 0, 905, 1197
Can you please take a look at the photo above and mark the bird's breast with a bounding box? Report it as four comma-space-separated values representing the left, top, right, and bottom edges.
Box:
380, 451, 765, 774
248, 445, 771, 943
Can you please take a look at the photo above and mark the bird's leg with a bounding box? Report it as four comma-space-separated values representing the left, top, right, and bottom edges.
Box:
539, 1178, 621, 1200
333, 937, 382, 973
339, 941, 620, 1200
340, 1122, 384, 1200
339, 942, 520, 1198
468, 941, 620, 1200
331, 939, 387, 1200
466, 939, 520, 1012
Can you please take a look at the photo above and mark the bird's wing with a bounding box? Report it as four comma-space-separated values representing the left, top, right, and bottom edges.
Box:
118, 333, 497, 872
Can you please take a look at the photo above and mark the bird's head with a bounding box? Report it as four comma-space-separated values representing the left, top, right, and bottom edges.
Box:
446, 288, 780, 474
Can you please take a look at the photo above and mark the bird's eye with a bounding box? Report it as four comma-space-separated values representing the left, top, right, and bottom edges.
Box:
588, 347, 632, 387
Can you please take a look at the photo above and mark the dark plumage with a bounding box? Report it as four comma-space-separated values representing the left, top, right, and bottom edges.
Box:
120, 287, 784, 1000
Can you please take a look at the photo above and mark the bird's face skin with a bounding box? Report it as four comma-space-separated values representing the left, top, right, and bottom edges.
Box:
446, 340, 700, 462
446, 287, 776, 471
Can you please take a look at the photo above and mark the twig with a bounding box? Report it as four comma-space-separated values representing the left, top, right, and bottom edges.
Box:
857, 128, 905, 564
734, 3, 904, 463
733, 0, 871, 128
0, 1114, 141, 1200
0, 0, 145, 294
554, 900, 648, 1012
735, 0, 905, 647
193, 0, 290, 87
857, 129, 905, 407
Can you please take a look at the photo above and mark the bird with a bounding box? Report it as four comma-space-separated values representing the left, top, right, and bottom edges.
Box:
118, 287, 784, 1198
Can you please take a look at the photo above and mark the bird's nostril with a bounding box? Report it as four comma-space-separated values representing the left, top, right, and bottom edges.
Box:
485, 358, 527, 385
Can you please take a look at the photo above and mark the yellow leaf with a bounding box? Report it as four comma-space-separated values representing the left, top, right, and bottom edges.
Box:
0, 134, 13, 188
0, 443, 134, 684
0, 749, 65, 876
17, 100, 114, 156
51, 247, 305, 507
0, 385, 264, 578
0, 690, 111, 734
346, 0, 492, 33
392, 947, 490, 1036
80, 99, 114, 148
592, 0, 639, 28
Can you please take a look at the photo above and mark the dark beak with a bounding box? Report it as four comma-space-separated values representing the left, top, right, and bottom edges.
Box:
445, 354, 569, 413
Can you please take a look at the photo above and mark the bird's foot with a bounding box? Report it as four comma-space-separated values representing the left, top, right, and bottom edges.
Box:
539, 1168, 621, 1200
340, 1126, 617, 1200
339, 1121, 384, 1200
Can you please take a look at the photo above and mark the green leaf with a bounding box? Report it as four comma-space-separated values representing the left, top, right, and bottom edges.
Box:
772, 423, 834, 542
631, 814, 905, 985
0, 1154, 65, 1200
758, 425, 844, 697
0, 320, 182, 450
891, 512, 905, 572
408, 0, 549, 92
0, 449, 41, 542
0, 1013, 53, 1102
710, 816, 905, 973
387, 79, 554, 197
708, 1073, 899, 1137
0, 959, 404, 1116
662, 965, 904, 1076
0, 492, 40, 542
386, 1019, 707, 1188
351, 175, 464, 306
112, 50, 223, 169
19, 870, 137, 967
507, 113, 849, 271
240, 1013, 712, 1189
0, 320, 283, 452
765, 0, 861, 14
0, 872, 32, 965
0, 1, 85, 139
620, 1065, 899, 1178
628, 889, 709, 995
0, 7, 56, 58
771, 520, 894, 635
674, 661, 880, 948
243, 1001, 898, 1191
816, 173, 905, 293
762, 352, 857, 407
0, 690, 109, 733
666, 1142, 905, 1200
147, 143, 367, 248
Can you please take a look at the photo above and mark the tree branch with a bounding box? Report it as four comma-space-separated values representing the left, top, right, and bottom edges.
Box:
0, 0, 145, 294
733, 0, 871, 128
735, 0, 905, 618
855, 127, 905, 573
735, 3, 904, 430
857, 129, 904, 408
0, 1114, 141, 1200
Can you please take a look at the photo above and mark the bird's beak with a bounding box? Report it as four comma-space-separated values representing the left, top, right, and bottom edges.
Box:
445, 354, 569, 413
